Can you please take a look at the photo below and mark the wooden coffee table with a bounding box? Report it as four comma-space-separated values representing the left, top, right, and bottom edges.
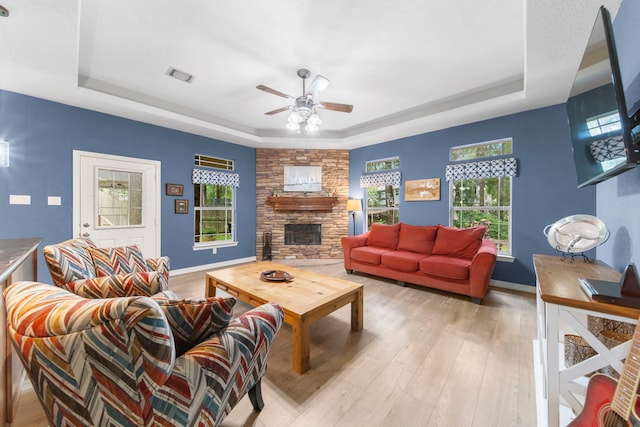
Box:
205, 261, 364, 374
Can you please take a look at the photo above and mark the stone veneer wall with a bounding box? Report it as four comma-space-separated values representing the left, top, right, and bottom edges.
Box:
256, 148, 350, 260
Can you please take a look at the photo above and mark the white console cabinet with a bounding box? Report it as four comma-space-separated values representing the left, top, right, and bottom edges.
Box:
533, 254, 638, 427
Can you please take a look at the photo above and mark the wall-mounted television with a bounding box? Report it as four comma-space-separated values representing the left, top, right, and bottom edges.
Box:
566, 6, 640, 188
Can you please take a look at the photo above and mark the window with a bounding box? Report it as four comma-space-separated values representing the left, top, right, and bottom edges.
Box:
362, 157, 401, 228
193, 155, 238, 249
447, 139, 515, 256
450, 138, 512, 161
97, 169, 142, 227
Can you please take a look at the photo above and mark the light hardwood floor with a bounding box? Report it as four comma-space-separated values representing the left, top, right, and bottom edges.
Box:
12, 260, 537, 427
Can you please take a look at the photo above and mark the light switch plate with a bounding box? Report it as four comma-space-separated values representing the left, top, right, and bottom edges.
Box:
48, 196, 62, 206
9, 195, 31, 205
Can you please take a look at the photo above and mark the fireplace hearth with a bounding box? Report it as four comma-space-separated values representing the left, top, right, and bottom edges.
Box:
285, 224, 321, 245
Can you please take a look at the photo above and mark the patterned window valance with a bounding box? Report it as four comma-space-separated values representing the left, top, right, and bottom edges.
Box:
359, 171, 402, 188
192, 169, 240, 187
445, 157, 518, 181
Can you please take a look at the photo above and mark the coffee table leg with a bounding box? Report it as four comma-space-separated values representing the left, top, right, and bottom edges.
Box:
206, 278, 217, 298
292, 318, 310, 374
351, 288, 364, 331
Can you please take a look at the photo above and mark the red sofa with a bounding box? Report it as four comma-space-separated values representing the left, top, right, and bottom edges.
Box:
341, 222, 498, 303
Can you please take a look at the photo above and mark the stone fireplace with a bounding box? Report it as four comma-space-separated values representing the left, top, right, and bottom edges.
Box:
256, 149, 350, 260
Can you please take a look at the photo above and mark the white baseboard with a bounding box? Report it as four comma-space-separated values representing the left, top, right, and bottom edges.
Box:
169, 256, 256, 276
491, 279, 535, 294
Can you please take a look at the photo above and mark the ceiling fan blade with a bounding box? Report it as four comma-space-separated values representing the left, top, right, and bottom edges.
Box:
256, 85, 294, 99
305, 75, 330, 97
318, 101, 353, 113
265, 106, 292, 115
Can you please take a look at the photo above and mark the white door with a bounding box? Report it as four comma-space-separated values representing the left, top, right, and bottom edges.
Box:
73, 150, 161, 257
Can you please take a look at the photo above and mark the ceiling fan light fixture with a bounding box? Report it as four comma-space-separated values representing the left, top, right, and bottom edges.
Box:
308, 112, 322, 125
305, 122, 319, 132
258, 68, 352, 134
288, 111, 302, 124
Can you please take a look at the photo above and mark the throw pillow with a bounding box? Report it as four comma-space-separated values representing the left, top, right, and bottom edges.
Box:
396, 223, 438, 254
44, 245, 97, 286
89, 245, 149, 277
432, 225, 486, 259
367, 223, 401, 249
157, 297, 236, 356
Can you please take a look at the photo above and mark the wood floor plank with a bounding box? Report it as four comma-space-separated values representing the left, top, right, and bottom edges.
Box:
11, 260, 537, 427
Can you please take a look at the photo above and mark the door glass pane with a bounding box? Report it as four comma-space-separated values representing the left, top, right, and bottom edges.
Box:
97, 168, 143, 226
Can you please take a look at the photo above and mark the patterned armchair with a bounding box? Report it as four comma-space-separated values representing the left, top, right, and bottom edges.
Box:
5, 281, 284, 427
44, 238, 171, 298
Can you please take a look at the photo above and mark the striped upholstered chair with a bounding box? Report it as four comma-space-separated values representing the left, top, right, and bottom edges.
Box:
5, 281, 284, 427
43, 238, 171, 298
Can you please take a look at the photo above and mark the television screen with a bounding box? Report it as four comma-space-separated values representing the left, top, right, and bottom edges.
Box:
566, 6, 639, 188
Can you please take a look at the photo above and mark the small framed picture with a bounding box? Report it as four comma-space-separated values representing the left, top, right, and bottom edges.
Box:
166, 184, 183, 196
175, 199, 188, 214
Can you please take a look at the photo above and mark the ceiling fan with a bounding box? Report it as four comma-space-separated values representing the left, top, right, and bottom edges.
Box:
256, 68, 353, 131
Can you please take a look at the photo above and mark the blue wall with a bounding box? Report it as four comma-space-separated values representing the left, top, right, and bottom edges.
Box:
596, 0, 640, 272
0, 91, 257, 282
349, 104, 596, 286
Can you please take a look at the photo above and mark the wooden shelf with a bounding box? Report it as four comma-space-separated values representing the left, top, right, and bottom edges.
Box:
267, 196, 338, 211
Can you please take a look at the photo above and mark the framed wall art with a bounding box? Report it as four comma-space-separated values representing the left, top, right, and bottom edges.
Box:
405, 178, 440, 201
175, 199, 189, 214
166, 183, 183, 196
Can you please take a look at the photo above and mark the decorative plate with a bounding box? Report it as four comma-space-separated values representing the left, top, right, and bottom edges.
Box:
260, 270, 293, 282
543, 214, 609, 253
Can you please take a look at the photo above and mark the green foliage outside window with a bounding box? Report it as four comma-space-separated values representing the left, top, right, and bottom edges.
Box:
194, 183, 234, 243
451, 177, 511, 254
364, 157, 400, 229
450, 138, 512, 161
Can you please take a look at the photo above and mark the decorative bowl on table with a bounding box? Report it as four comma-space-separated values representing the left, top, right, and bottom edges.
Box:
260, 270, 293, 282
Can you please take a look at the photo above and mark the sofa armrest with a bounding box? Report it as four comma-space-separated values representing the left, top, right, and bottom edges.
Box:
341, 232, 370, 270
469, 239, 498, 299
5, 282, 174, 394
65, 271, 169, 298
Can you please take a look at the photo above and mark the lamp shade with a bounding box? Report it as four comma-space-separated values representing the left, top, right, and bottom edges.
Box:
346, 199, 362, 212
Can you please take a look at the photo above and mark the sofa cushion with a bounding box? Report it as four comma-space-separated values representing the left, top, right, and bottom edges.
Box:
157, 297, 236, 357
89, 245, 149, 277
432, 225, 486, 259
381, 251, 427, 272
351, 246, 390, 265
367, 223, 401, 249
397, 224, 438, 254
420, 255, 472, 280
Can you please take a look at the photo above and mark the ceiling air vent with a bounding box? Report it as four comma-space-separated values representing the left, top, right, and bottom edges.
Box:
166, 67, 194, 83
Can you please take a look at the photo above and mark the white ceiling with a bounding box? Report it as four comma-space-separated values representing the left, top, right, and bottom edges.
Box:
0, 0, 623, 149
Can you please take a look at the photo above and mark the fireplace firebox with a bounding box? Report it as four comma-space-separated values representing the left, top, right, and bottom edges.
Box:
285, 224, 322, 245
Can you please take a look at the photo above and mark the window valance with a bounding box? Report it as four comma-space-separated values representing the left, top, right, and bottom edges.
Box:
192, 169, 240, 187
445, 157, 518, 181
359, 171, 402, 188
